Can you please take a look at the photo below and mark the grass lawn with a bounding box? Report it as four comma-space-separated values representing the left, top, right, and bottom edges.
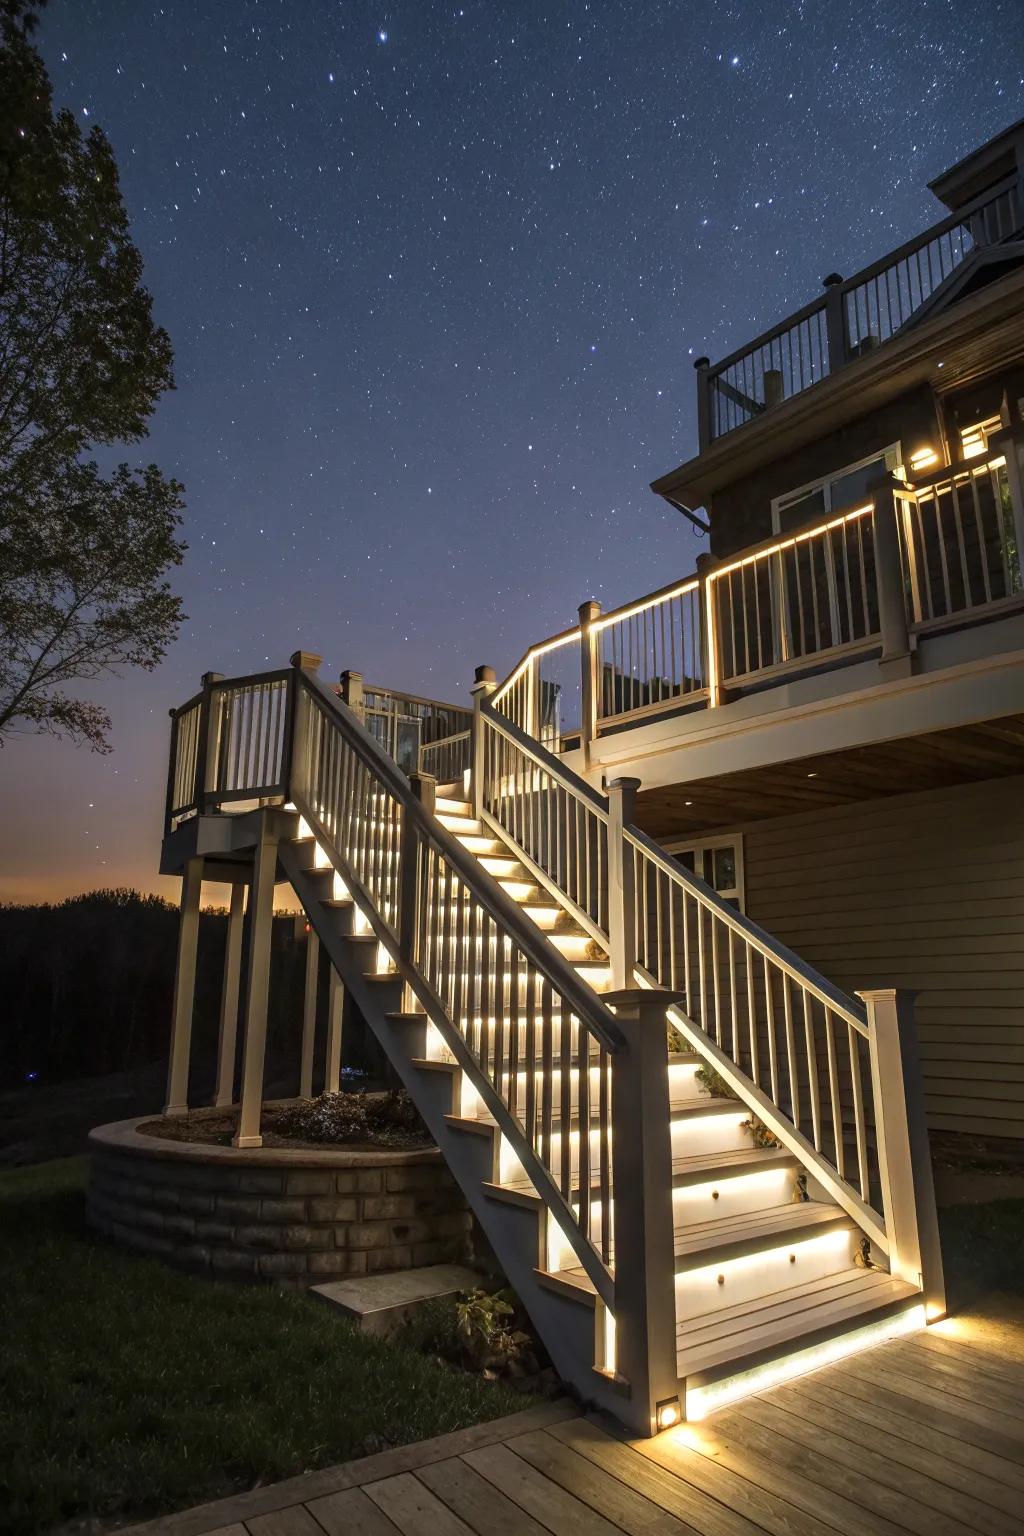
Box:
0, 1158, 523, 1535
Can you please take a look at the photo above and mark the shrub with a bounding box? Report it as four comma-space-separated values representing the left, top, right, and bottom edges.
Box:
273, 1089, 428, 1148
694, 1062, 738, 1100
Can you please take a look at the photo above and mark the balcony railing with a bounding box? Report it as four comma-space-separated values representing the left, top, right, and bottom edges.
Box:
700, 174, 1021, 444
492, 435, 1024, 756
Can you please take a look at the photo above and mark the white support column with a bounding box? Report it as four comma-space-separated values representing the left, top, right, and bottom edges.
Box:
164, 856, 204, 1117
213, 880, 246, 1108
233, 814, 280, 1148
299, 918, 319, 1099
607, 777, 640, 990
859, 987, 945, 1320
325, 967, 344, 1094
470, 665, 496, 819
605, 987, 682, 1436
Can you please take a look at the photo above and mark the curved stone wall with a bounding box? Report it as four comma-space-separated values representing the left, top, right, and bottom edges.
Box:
88, 1117, 472, 1286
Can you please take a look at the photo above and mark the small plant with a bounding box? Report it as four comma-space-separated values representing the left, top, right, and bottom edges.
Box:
695, 1063, 739, 1100
667, 1023, 687, 1054
396, 1287, 537, 1380
274, 1089, 428, 1148
742, 1115, 782, 1149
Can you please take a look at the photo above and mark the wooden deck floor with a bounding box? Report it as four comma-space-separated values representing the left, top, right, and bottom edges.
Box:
128, 1310, 1024, 1536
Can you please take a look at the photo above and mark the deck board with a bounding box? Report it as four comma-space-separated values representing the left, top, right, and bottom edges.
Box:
119, 1311, 1024, 1536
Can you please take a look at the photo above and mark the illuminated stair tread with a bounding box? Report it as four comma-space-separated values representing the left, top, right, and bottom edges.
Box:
673, 1198, 853, 1266
671, 1144, 798, 1185
676, 1267, 920, 1381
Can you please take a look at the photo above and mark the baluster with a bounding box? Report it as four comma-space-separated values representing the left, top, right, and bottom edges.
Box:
824, 1008, 845, 1176
803, 990, 822, 1150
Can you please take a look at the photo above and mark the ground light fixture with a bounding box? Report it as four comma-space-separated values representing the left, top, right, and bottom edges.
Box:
656, 1396, 682, 1431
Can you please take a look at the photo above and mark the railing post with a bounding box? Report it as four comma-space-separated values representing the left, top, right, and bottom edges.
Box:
470, 665, 496, 819
607, 777, 640, 989
287, 650, 322, 803
869, 476, 914, 678
858, 988, 945, 1320
604, 987, 683, 1436
694, 355, 711, 449
578, 599, 601, 770
399, 771, 435, 968
996, 425, 1024, 591
695, 552, 725, 707
164, 707, 180, 835
194, 670, 224, 813
822, 272, 847, 370
340, 669, 364, 721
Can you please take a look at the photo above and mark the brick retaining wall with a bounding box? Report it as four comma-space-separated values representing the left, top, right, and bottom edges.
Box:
88, 1117, 473, 1286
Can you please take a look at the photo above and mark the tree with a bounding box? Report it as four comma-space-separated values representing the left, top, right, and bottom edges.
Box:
0, 0, 185, 750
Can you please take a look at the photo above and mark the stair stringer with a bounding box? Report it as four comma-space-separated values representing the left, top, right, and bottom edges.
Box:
278, 839, 630, 1422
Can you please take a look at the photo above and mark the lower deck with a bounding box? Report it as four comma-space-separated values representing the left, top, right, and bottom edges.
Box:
124, 1305, 1024, 1536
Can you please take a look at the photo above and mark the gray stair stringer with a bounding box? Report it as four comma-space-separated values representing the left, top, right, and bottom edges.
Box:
277, 838, 627, 1421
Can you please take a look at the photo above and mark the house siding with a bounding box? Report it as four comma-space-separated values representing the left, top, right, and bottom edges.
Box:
737, 774, 1024, 1140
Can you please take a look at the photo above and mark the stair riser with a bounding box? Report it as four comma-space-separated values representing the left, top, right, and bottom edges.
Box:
674, 1167, 799, 1224
672, 1109, 753, 1159
431, 1059, 704, 1118
677, 1226, 859, 1319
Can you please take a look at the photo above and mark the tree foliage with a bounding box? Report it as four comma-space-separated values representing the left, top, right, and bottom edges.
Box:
0, 0, 185, 749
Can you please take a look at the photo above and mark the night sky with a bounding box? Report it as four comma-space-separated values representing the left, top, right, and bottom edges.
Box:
2, 0, 1022, 901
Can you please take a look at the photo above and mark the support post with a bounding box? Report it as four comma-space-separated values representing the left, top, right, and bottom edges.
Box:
696, 552, 726, 707
164, 856, 204, 1116
859, 988, 945, 1320
470, 665, 496, 820
299, 918, 319, 1099
693, 356, 711, 450
233, 812, 280, 1148
340, 669, 364, 721
995, 425, 1024, 593
607, 778, 640, 989
822, 272, 847, 370
605, 987, 683, 1436
213, 880, 246, 1107
870, 475, 914, 678
578, 600, 601, 770
195, 671, 224, 813
325, 968, 344, 1094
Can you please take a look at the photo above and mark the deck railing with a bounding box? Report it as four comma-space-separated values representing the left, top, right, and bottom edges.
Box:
490, 439, 1024, 755
417, 728, 471, 782
701, 174, 1021, 443
475, 693, 901, 1255
165, 668, 292, 831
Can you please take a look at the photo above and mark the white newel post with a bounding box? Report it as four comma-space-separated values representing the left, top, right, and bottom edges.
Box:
578, 599, 601, 770
869, 477, 914, 678
325, 968, 344, 1094
605, 987, 682, 1436
213, 880, 247, 1108
859, 987, 945, 1319
164, 855, 204, 1116
299, 918, 319, 1099
470, 665, 496, 820
233, 811, 280, 1148
607, 777, 640, 990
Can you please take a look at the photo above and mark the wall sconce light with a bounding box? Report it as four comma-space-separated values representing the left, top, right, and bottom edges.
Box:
909, 446, 939, 472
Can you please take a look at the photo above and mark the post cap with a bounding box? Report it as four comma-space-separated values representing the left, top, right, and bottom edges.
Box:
607, 775, 642, 792
474, 665, 496, 684
201, 671, 225, 686
339, 668, 362, 682
578, 599, 602, 622
602, 987, 686, 1012
290, 651, 322, 673
822, 271, 844, 288
693, 355, 710, 370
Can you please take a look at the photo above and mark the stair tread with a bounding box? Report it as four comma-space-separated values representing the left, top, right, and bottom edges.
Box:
493, 1144, 796, 1204
677, 1267, 919, 1379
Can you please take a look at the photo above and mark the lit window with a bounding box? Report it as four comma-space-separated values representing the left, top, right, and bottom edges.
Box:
960, 414, 1002, 461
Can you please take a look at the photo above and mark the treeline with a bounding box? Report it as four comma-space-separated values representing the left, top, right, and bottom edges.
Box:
0, 889, 382, 1093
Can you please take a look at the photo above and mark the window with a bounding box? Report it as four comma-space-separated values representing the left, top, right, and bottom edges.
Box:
772, 445, 902, 534
662, 835, 744, 910
960, 414, 1003, 460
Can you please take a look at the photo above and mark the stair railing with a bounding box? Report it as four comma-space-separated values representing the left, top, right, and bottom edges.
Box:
476, 689, 942, 1301
287, 670, 627, 1299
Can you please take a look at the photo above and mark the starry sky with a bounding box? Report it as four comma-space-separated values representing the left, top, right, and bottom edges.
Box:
1, 0, 1022, 902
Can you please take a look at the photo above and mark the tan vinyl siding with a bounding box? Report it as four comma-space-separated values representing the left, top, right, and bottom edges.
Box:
739, 774, 1024, 1139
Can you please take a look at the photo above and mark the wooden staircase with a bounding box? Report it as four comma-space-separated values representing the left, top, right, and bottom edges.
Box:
161, 658, 942, 1433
